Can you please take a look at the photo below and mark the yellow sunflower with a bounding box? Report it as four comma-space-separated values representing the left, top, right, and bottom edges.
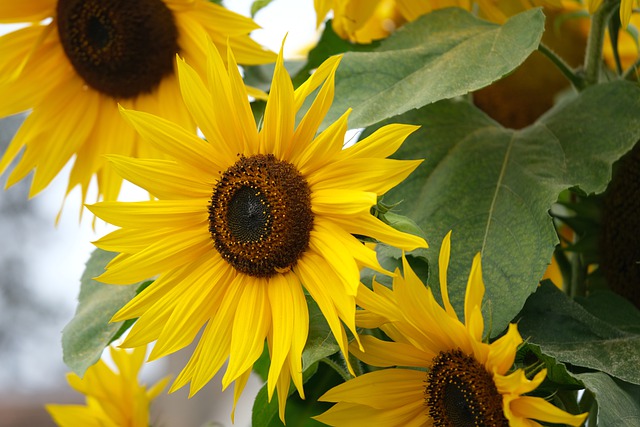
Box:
314, 0, 562, 43
86, 39, 427, 421
46, 345, 168, 427
316, 231, 588, 426
0, 0, 274, 212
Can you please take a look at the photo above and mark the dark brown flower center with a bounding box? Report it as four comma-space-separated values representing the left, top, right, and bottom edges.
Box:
209, 154, 314, 278
425, 349, 508, 427
56, 0, 179, 99
600, 141, 640, 308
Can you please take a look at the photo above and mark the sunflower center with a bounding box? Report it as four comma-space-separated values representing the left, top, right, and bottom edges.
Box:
209, 154, 314, 278
600, 141, 640, 308
56, 0, 179, 99
425, 349, 508, 427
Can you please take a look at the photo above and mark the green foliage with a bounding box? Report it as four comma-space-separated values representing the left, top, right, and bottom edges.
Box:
518, 282, 640, 385
251, 0, 274, 17
321, 8, 545, 130
576, 372, 640, 426
360, 80, 640, 336
62, 249, 148, 376
291, 20, 380, 88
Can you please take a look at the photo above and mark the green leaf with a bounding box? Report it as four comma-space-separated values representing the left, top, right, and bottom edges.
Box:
62, 249, 146, 376
322, 8, 545, 130
250, 0, 274, 17
576, 290, 640, 334
291, 19, 380, 88
576, 372, 640, 427
252, 361, 342, 427
364, 80, 640, 336
516, 343, 584, 391
517, 282, 640, 385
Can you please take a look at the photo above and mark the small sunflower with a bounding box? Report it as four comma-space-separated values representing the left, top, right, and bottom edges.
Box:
314, 0, 562, 43
0, 0, 274, 211
87, 39, 427, 420
46, 345, 168, 427
316, 231, 588, 426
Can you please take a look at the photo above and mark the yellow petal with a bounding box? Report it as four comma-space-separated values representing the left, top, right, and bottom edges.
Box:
88, 199, 207, 229
289, 54, 341, 160
295, 109, 350, 176
487, 323, 522, 375
349, 335, 435, 368
266, 273, 296, 400
464, 253, 485, 341
509, 395, 588, 427
287, 273, 309, 398
223, 276, 271, 388
294, 55, 342, 113
340, 123, 419, 161
107, 155, 212, 200
260, 41, 294, 158
438, 230, 458, 320
0, 0, 55, 23
620, 0, 634, 27
45, 404, 107, 427
119, 107, 222, 174
332, 212, 427, 251
97, 227, 211, 285
320, 368, 425, 409
308, 158, 423, 195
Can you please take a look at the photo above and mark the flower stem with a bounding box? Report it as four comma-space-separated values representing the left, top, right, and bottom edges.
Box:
538, 43, 585, 90
583, 1, 617, 87
320, 357, 352, 382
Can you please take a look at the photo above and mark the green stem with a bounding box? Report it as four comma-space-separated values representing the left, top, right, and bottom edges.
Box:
583, 1, 617, 87
538, 43, 585, 90
569, 251, 587, 298
320, 357, 351, 383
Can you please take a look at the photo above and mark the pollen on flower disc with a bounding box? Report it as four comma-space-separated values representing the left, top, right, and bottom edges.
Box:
209, 154, 314, 278
425, 349, 508, 427
56, 0, 179, 99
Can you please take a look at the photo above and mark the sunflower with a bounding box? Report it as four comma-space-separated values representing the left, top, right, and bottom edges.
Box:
316, 231, 588, 426
0, 0, 274, 212
86, 38, 427, 421
314, 0, 563, 43
46, 345, 168, 427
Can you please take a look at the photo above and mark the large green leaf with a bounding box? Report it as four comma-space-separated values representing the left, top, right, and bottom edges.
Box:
518, 282, 640, 385
322, 7, 545, 130
367, 80, 640, 335
62, 249, 146, 376
576, 372, 640, 427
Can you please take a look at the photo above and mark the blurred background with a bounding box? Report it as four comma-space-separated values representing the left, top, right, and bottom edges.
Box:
0, 1, 317, 425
